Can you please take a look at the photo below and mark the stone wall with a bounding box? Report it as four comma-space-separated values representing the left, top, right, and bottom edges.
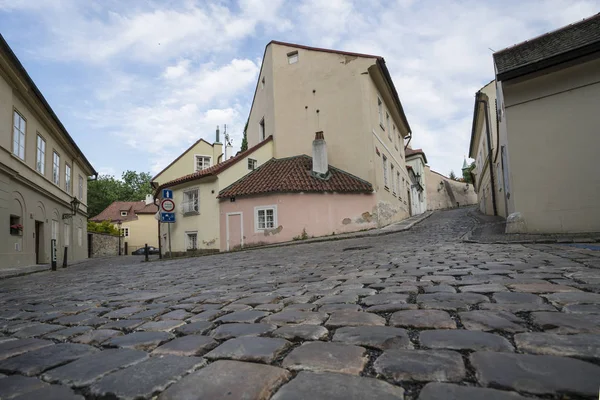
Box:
425, 167, 477, 211
89, 232, 120, 258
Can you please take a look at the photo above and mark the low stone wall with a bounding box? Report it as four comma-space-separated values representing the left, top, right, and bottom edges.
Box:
89, 232, 120, 258
425, 167, 477, 211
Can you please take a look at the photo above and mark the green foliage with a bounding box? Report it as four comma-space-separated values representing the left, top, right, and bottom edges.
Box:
87, 220, 120, 235
88, 170, 153, 218
462, 162, 476, 184
240, 120, 248, 152
293, 228, 309, 241
449, 170, 457, 180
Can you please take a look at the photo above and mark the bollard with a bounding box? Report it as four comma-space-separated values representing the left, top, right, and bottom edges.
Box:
144, 243, 149, 262
62, 247, 68, 268
51, 239, 57, 271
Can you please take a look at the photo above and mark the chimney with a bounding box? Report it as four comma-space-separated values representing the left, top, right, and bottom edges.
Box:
215, 125, 221, 144
145, 194, 154, 205
312, 131, 328, 175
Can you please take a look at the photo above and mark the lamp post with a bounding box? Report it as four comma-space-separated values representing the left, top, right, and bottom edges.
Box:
117, 220, 122, 256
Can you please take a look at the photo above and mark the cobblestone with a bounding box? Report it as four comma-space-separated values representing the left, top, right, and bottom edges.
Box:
0, 207, 599, 399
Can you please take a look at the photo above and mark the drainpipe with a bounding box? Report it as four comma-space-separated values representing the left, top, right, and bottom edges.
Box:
476, 93, 498, 216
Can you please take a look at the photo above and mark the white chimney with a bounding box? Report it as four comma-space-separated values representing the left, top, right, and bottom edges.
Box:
312, 131, 328, 175
145, 194, 154, 205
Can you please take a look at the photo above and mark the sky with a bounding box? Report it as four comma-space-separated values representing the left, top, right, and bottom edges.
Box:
1, 0, 598, 178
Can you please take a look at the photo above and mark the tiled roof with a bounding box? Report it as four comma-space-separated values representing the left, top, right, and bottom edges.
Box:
90, 201, 158, 223
494, 13, 600, 80
218, 155, 373, 198
405, 148, 428, 163
156, 136, 274, 193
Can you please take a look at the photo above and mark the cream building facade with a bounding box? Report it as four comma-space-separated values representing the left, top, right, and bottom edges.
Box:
246, 41, 413, 226
0, 34, 96, 268
405, 148, 428, 215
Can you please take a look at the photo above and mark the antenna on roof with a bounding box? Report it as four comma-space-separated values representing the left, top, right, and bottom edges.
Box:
488, 47, 496, 52
223, 124, 233, 160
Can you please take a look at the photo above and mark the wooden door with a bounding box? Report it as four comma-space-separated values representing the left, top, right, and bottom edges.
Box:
226, 213, 243, 251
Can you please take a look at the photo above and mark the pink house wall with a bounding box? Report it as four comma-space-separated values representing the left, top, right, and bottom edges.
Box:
219, 192, 377, 251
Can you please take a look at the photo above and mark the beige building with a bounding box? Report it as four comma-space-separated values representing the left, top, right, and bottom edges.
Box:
246, 41, 413, 226
405, 148, 428, 215
0, 34, 96, 269
490, 14, 600, 233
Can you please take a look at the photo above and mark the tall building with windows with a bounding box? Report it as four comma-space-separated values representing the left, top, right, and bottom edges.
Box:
0, 34, 96, 268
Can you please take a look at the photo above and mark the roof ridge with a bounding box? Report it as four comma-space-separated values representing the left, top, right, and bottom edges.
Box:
269, 40, 382, 59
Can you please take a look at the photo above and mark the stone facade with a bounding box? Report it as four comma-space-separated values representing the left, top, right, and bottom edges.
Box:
89, 232, 120, 258
425, 167, 477, 211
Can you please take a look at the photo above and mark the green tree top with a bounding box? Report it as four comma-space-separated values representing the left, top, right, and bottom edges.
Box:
88, 170, 153, 218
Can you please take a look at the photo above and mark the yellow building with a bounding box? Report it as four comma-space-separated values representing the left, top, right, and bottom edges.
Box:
0, 34, 96, 269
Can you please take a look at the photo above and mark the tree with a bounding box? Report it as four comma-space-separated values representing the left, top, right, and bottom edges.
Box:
240, 120, 249, 152
449, 170, 457, 180
87, 220, 120, 235
462, 162, 476, 184
87, 171, 153, 218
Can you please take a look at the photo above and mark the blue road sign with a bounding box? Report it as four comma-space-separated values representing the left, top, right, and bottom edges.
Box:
162, 189, 173, 199
160, 212, 175, 223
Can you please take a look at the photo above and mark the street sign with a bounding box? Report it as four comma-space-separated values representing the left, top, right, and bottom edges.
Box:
161, 199, 175, 212
160, 212, 175, 223
162, 189, 173, 199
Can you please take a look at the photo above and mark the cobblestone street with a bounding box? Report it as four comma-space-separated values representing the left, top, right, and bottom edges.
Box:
1, 207, 599, 399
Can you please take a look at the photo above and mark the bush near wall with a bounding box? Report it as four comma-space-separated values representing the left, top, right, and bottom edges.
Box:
88, 220, 120, 235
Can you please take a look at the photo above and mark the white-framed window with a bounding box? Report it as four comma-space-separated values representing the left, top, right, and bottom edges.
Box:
259, 118, 265, 141
77, 227, 83, 246
195, 155, 211, 172
391, 164, 395, 194
120, 227, 129, 237
382, 155, 388, 188
52, 151, 60, 185
287, 51, 298, 64
64, 222, 70, 247
186, 231, 198, 250
248, 158, 257, 170
386, 112, 391, 139
36, 134, 45, 174
397, 172, 402, 200
120, 211, 128, 217
13, 110, 26, 160
377, 97, 384, 128
393, 125, 398, 149
51, 219, 59, 242
183, 188, 199, 214
65, 164, 71, 193
255, 205, 277, 231
78, 175, 84, 200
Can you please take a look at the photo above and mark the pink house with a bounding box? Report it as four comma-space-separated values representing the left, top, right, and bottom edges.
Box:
218, 133, 377, 251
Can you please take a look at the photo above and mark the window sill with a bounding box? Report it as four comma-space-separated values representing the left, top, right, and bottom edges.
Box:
392, 192, 396, 197
380, 123, 385, 131
384, 186, 390, 192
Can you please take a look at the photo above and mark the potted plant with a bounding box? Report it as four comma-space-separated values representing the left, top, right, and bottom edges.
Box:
10, 223, 23, 236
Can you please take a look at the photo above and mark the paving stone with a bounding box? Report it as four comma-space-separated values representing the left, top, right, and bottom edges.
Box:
89, 355, 204, 400
10, 384, 84, 400
379, 285, 419, 294
255, 303, 284, 312
104, 331, 174, 351
0, 338, 53, 361
374, 349, 465, 382
103, 306, 146, 319
0, 375, 49, 399
136, 320, 186, 332
423, 285, 456, 293
234, 294, 281, 306
42, 348, 148, 387
0, 343, 98, 376
492, 291, 545, 304
211, 323, 277, 340
282, 341, 367, 375
271, 325, 329, 341
479, 302, 557, 312
271, 371, 405, 400
205, 336, 291, 363
12, 323, 63, 338
515, 332, 600, 359
333, 326, 412, 350
221, 304, 253, 312
420, 330, 514, 352
157, 310, 191, 320
390, 310, 456, 329
563, 303, 600, 313
99, 319, 144, 331
152, 335, 218, 356
325, 311, 385, 328
262, 311, 328, 326
129, 308, 166, 320
421, 275, 455, 283
543, 292, 600, 306
470, 351, 600, 397
361, 294, 409, 307
314, 294, 359, 305
42, 326, 92, 341
187, 309, 229, 322
365, 304, 418, 312
418, 382, 529, 400
459, 311, 526, 332
459, 284, 507, 293
417, 293, 490, 305
531, 311, 600, 334
51, 313, 96, 326
508, 283, 581, 293
174, 321, 213, 335
72, 329, 123, 345
215, 310, 269, 323
318, 303, 361, 313
282, 303, 316, 312
158, 360, 290, 400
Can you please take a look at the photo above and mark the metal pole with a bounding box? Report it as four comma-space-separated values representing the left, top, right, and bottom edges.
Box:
118, 233, 121, 256
144, 243, 149, 262
168, 223, 172, 258
62, 247, 68, 268
51, 239, 57, 271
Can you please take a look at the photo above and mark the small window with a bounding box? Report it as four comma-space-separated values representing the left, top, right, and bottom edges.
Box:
393, 126, 398, 150
259, 118, 265, 141
64, 222, 70, 247
255, 206, 277, 231
382, 155, 388, 188
120, 211, 128, 217
195, 155, 211, 172
120, 227, 130, 237
77, 227, 83, 246
65, 164, 71, 193
10, 215, 22, 236
13, 110, 26, 160
36, 135, 45, 174
52, 152, 60, 185
187, 232, 198, 250
391, 164, 395, 194
78, 175, 84, 200
377, 97, 384, 128
52, 219, 59, 241
183, 188, 199, 214
248, 158, 257, 170
386, 112, 391, 139
397, 172, 402, 200
287, 51, 298, 64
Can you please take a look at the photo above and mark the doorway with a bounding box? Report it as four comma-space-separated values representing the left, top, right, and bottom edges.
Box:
226, 213, 243, 251
35, 221, 43, 264
407, 189, 412, 216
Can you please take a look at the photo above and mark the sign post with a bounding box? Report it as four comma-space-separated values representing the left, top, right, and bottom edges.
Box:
160, 189, 176, 258
51, 239, 57, 271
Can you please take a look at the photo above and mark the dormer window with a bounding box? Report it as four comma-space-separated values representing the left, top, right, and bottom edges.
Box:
287, 51, 298, 64
195, 155, 211, 171
120, 211, 128, 217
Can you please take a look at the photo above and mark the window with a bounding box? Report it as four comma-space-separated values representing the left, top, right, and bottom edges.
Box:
77, 227, 83, 247
120, 211, 128, 217
9, 215, 22, 236
259, 118, 265, 141
377, 97, 384, 128
78, 175, 84, 200
382, 155, 389, 188
52, 219, 59, 242
195, 155, 211, 171
36, 135, 45, 174
255, 206, 277, 231
64, 222, 70, 247
397, 172, 402, 200
393, 126, 398, 149
248, 158, 257, 170
391, 164, 395, 194
52, 152, 60, 185
65, 164, 71, 193
187, 232, 198, 250
183, 188, 199, 214
287, 51, 298, 64
13, 111, 26, 160
386, 112, 391, 139
119, 227, 129, 237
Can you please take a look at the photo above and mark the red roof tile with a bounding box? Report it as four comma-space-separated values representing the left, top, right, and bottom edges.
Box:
90, 201, 158, 222
156, 136, 273, 193
405, 147, 428, 163
218, 155, 373, 198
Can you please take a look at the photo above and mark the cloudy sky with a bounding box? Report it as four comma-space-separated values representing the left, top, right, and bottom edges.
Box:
1, 0, 597, 178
